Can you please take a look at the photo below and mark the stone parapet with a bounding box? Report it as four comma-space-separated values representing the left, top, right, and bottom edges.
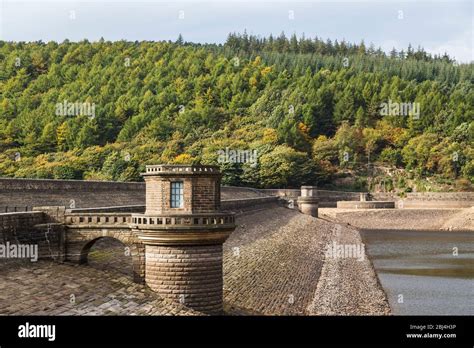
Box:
65, 213, 132, 226
131, 212, 234, 228
0, 211, 64, 261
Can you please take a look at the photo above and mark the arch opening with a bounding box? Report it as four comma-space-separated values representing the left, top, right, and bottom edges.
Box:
80, 237, 134, 278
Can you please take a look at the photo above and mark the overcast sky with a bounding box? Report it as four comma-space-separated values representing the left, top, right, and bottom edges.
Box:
1, 0, 472, 62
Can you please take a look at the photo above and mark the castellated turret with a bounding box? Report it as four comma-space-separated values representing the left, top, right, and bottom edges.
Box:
131, 165, 236, 314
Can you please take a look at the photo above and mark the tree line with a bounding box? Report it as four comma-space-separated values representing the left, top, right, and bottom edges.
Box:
0, 35, 472, 189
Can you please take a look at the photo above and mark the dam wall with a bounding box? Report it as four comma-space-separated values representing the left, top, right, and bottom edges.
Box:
372, 192, 474, 208
0, 178, 145, 210
1, 178, 472, 211
0, 179, 270, 210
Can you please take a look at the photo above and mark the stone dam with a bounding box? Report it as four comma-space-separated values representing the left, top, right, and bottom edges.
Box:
0, 169, 472, 315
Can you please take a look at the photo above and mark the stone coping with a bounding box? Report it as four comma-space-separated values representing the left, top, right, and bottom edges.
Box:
0, 211, 44, 217
336, 201, 395, 209
67, 205, 145, 213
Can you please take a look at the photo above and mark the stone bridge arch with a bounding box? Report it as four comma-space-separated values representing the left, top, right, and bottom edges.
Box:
65, 227, 145, 284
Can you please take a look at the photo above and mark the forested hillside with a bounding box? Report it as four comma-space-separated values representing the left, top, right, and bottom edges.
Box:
0, 34, 473, 190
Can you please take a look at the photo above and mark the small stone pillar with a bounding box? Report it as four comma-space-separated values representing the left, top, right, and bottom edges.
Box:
297, 186, 319, 218
132, 165, 236, 315
360, 192, 370, 202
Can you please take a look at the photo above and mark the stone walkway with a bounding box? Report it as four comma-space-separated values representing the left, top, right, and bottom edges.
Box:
0, 239, 196, 316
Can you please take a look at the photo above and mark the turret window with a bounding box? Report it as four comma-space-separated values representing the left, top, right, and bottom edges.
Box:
171, 181, 184, 208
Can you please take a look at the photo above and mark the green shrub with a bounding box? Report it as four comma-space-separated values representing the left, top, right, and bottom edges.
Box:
379, 148, 403, 166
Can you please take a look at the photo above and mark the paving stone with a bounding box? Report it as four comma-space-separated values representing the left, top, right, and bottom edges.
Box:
0, 240, 198, 316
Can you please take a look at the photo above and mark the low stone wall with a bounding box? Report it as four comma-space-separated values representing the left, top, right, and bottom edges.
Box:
0, 178, 146, 210
0, 178, 268, 210
258, 188, 300, 198
0, 178, 143, 191
68, 205, 146, 213
372, 192, 474, 208
0, 211, 64, 261
407, 192, 473, 201
0, 211, 45, 231
318, 190, 361, 207
337, 201, 395, 209
64, 197, 279, 214
401, 192, 474, 208
262, 189, 473, 209
2, 176, 471, 212
260, 189, 361, 207
221, 186, 267, 199
221, 196, 279, 212
398, 200, 472, 208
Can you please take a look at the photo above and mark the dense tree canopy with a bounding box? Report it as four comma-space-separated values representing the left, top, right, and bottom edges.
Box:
0, 34, 472, 190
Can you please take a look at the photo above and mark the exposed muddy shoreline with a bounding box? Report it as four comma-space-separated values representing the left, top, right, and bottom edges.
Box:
319, 207, 474, 315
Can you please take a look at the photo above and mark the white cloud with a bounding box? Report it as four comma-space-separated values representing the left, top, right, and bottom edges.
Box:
427, 30, 473, 63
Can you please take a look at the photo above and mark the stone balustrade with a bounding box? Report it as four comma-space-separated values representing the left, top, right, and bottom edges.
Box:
131, 213, 235, 228
145, 164, 219, 174
64, 212, 236, 228
64, 213, 132, 226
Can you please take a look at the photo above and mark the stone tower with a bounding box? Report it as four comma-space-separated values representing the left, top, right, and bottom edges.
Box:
297, 186, 319, 217
131, 165, 236, 314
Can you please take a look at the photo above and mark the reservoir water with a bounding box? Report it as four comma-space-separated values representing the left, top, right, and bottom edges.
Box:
360, 229, 474, 315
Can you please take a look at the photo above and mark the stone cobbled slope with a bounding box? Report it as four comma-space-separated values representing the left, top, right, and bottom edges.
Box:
223, 205, 330, 315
